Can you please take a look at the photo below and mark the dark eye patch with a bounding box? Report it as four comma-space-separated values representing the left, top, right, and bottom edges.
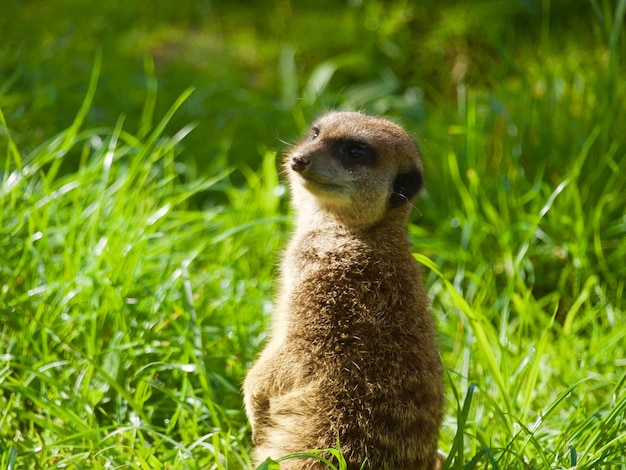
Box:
333, 140, 377, 168
310, 127, 320, 140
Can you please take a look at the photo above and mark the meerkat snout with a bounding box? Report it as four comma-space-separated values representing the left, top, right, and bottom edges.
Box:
290, 154, 311, 173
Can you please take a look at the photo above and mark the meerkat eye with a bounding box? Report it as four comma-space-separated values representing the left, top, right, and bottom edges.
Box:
336, 141, 376, 167
310, 127, 320, 140
348, 146, 367, 160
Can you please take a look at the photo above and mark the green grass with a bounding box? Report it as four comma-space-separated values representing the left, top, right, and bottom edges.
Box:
0, 60, 286, 468
2, 1, 626, 469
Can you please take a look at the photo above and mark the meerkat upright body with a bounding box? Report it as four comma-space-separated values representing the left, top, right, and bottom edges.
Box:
244, 112, 444, 470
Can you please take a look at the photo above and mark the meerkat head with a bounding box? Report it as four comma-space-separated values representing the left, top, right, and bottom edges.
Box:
286, 111, 424, 228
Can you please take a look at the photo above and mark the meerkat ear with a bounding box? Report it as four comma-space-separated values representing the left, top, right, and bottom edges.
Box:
389, 166, 423, 208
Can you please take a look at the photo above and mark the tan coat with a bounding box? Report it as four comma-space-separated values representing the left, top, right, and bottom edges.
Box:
244, 112, 444, 470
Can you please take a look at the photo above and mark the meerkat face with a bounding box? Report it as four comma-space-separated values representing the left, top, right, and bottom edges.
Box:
286, 111, 424, 226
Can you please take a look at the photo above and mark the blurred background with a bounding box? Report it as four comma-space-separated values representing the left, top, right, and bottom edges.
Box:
2, 0, 616, 177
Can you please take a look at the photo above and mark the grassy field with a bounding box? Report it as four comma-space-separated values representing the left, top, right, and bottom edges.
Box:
2, 1, 626, 469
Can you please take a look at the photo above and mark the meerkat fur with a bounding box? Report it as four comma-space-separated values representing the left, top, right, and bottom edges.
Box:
244, 111, 444, 470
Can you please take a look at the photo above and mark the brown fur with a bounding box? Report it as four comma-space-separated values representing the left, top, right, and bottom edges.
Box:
244, 111, 444, 469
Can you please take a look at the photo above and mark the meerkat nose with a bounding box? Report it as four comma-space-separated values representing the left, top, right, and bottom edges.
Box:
291, 155, 311, 172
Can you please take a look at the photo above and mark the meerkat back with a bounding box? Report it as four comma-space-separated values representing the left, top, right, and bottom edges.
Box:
244, 111, 444, 470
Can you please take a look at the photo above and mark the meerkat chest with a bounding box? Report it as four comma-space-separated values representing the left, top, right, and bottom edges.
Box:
284, 232, 374, 285
283, 234, 410, 330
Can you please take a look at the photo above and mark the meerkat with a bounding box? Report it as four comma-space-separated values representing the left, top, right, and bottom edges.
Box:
244, 111, 444, 470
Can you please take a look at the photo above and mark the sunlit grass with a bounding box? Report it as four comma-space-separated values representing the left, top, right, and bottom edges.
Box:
2, 82, 625, 469
0, 65, 286, 467
2, 1, 626, 468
